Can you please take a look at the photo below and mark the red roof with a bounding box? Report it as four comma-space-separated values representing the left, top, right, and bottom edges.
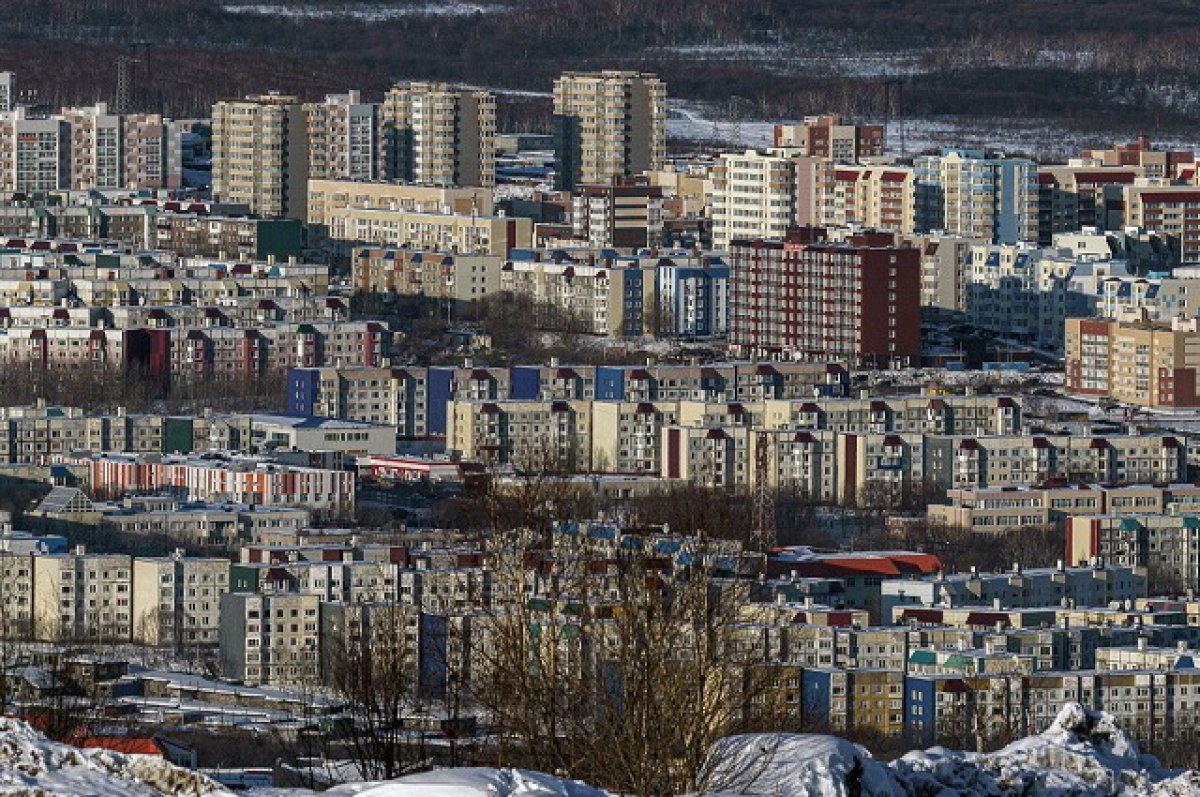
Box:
794, 431, 815, 444
965, 611, 1011, 627
900, 608, 944, 623
78, 737, 165, 757
706, 429, 727, 440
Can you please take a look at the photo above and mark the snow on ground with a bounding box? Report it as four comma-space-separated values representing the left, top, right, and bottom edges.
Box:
0, 716, 224, 796
322, 768, 608, 797
706, 704, 1200, 796
6, 703, 1200, 796
221, 2, 508, 20
666, 100, 1200, 159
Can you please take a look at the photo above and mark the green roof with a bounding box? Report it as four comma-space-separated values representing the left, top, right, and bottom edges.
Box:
1184, 517, 1200, 530
908, 650, 937, 665
945, 654, 971, 670
1119, 518, 1143, 532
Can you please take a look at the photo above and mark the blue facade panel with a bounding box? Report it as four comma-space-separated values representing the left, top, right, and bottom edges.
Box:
427, 368, 454, 436
595, 366, 626, 400
286, 369, 319, 416
510, 366, 541, 400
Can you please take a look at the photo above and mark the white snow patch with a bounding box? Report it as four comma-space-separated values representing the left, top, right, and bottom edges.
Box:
322, 767, 609, 797
222, 3, 508, 20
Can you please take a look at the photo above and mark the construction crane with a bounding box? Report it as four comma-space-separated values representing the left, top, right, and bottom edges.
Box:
749, 430, 776, 553
115, 55, 139, 115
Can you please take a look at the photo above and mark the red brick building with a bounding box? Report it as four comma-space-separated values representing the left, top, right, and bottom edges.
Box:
729, 227, 920, 366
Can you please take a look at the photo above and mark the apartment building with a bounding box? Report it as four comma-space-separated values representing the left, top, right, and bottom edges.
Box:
1123, 184, 1200, 262
660, 428, 1182, 503
772, 115, 885, 160
304, 91, 379, 182
0, 320, 388, 382
447, 393, 1021, 480
553, 70, 666, 190
327, 206, 530, 257
500, 254, 657, 336
218, 592, 322, 685
307, 179, 492, 234
0, 550, 33, 637
212, 94, 309, 219
929, 484, 1200, 531
728, 227, 921, 365
151, 215, 303, 262
1065, 317, 1200, 407
803, 164, 919, 234
352, 247, 501, 301
914, 149, 1038, 244
130, 554, 230, 646
58, 452, 356, 517
382, 82, 495, 188
881, 563, 1148, 622
571, 179, 664, 248
1036, 165, 1139, 243
895, 233, 985, 313
1080, 136, 1194, 179
710, 149, 799, 249
32, 549, 133, 642
287, 361, 851, 437
654, 256, 729, 337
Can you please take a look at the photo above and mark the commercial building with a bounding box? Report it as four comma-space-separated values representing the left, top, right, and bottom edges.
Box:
553, 70, 666, 190
728, 227, 921, 365
382, 82, 495, 187
212, 94, 309, 219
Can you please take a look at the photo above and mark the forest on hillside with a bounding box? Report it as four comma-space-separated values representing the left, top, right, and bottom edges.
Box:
3, 0, 1200, 133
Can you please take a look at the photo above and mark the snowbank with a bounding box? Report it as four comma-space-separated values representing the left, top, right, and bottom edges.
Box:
701, 733, 899, 796
0, 717, 225, 796
706, 704, 1200, 797
323, 768, 609, 797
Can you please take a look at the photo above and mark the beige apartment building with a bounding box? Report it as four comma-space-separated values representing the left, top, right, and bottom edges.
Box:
32, 549, 132, 642
773, 115, 886, 161
304, 91, 379, 181
352, 247, 501, 301
307, 179, 492, 232
131, 555, 230, 646
1065, 316, 1200, 407
553, 70, 666, 190
1123, 184, 1200, 262
710, 150, 798, 249
218, 592, 322, 686
327, 206, 530, 257
212, 94, 310, 219
382, 82, 495, 187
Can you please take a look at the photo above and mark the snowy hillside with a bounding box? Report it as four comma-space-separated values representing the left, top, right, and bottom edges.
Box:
3, 705, 1200, 796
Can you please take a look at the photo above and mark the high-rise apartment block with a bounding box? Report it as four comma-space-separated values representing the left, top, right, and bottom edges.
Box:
304, 91, 379, 181
553, 70, 666, 190
382, 82, 495, 187
728, 227, 921, 365
773, 115, 885, 161
914, 149, 1038, 244
710, 150, 799, 249
212, 93, 310, 219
